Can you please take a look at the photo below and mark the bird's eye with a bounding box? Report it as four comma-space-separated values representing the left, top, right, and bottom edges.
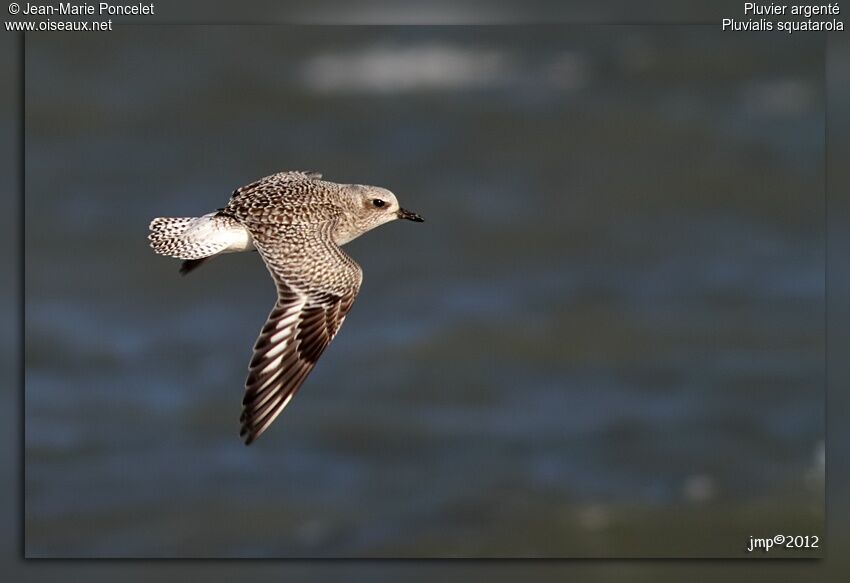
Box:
372, 199, 386, 208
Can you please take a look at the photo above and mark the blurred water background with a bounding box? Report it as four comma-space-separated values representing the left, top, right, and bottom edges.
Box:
24, 26, 824, 557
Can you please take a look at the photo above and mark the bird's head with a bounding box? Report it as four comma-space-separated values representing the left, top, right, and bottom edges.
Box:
334, 184, 423, 244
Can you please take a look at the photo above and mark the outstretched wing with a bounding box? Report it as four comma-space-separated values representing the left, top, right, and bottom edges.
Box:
239, 224, 361, 444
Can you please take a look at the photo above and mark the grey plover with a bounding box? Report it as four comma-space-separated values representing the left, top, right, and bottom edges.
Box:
149, 171, 424, 444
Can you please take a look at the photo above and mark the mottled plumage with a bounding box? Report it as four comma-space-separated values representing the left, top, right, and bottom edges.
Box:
149, 171, 423, 444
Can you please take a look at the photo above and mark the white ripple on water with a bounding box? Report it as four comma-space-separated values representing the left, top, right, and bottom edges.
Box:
298, 44, 589, 95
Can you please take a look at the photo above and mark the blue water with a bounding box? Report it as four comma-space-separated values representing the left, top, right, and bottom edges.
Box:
25, 26, 824, 557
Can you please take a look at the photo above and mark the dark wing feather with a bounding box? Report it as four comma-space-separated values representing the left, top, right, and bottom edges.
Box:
239, 227, 361, 445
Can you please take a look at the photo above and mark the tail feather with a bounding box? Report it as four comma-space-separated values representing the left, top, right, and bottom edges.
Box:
148, 213, 252, 263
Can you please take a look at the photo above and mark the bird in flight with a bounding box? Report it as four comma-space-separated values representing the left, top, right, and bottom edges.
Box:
149, 171, 424, 444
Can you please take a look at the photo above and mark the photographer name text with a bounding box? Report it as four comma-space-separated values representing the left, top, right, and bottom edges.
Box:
14, 2, 154, 16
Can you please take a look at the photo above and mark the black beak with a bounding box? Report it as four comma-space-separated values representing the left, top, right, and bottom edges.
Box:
398, 208, 424, 222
